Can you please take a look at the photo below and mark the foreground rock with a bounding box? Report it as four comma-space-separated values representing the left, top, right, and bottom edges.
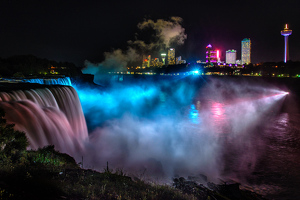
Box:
173, 176, 267, 200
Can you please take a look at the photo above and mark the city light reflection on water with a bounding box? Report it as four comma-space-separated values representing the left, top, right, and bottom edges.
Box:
189, 104, 200, 124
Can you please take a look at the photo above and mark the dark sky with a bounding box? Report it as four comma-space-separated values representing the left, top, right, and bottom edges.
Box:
0, 0, 299, 66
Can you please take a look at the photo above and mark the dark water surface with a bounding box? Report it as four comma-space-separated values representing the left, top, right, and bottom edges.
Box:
197, 100, 300, 199
186, 77, 300, 199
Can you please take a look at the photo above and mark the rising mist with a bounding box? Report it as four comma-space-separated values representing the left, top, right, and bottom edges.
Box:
74, 75, 288, 183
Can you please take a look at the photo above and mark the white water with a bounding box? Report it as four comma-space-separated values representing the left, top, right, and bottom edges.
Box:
0, 86, 88, 160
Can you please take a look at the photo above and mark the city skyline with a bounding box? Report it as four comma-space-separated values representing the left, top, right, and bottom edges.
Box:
145, 39, 247, 68
0, 0, 299, 67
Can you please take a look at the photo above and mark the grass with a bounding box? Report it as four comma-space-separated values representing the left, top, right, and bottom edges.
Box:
0, 146, 195, 200
0, 145, 267, 200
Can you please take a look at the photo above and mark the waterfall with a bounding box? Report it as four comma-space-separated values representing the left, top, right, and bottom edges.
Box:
22, 77, 72, 86
0, 85, 88, 159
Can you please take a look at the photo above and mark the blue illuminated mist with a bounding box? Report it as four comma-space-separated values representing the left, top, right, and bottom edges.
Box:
73, 76, 288, 182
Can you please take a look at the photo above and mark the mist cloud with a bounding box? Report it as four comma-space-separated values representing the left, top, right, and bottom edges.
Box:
73, 77, 288, 182
137, 16, 187, 48
74, 78, 221, 180
83, 48, 139, 73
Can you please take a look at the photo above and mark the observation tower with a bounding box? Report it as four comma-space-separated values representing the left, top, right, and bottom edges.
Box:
281, 24, 292, 63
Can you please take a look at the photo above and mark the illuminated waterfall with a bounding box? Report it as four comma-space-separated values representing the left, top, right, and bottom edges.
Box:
22, 77, 72, 86
0, 85, 88, 159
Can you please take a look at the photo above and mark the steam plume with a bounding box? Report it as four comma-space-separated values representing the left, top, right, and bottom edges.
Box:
82, 48, 139, 83
82, 17, 187, 84
136, 16, 187, 48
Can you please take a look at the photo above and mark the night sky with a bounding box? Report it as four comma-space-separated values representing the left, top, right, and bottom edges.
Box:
0, 0, 299, 67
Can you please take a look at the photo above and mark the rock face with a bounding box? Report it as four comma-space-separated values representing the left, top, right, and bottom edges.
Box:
173, 176, 267, 200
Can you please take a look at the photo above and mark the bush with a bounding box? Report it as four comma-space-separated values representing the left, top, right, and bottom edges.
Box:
0, 109, 29, 168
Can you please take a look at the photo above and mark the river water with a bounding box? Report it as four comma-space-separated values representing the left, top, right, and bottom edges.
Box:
181, 76, 300, 199
188, 96, 300, 199
238, 111, 300, 199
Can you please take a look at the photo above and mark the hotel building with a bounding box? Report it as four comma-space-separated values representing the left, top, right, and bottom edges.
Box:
226, 49, 237, 64
241, 38, 251, 65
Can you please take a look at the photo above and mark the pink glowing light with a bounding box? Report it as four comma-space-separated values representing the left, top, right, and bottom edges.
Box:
212, 102, 224, 117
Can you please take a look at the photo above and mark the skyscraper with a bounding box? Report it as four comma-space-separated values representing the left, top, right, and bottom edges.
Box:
226, 50, 237, 64
151, 58, 160, 67
206, 44, 219, 64
168, 48, 175, 65
161, 53, 166, 65
241, 38, 251, 65
281, 24, 292, 63
142, 55, 151, 68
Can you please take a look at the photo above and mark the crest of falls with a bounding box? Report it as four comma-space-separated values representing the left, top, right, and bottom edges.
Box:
0, 85, 88, 160
22, 77, 72, 86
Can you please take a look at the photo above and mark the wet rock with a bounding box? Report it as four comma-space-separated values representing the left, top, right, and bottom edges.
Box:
188, 174, 208, 184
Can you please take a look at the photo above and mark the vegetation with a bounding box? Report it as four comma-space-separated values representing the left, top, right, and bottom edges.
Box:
0, 55, 83, 78
0, 109, 29, 170
0, 109, 267, 200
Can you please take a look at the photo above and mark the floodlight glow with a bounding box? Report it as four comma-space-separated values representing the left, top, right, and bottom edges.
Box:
265, 90, 290, 99
189, 69, 201, 76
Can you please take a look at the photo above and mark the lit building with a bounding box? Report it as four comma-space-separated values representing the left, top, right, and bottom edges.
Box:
142, 55, 151, 68
176, 56, 181, 64
168, 48, 175, 65
151, 58, 161, 67
281, 24, 292, 63
161, 53, 166, 65
179, 60, 186, 64
206, 44, 219, 64
226, 49, 237, 64
241, 38, 251, 65
176, 56, 186, 64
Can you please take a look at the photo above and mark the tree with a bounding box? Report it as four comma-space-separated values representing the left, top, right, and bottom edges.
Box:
0, 109, 29, 166
12, 72, 25, 78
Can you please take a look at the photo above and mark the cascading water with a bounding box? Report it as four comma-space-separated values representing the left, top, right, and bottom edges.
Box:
22, 77, 72, 86
0, 85, 88, 160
